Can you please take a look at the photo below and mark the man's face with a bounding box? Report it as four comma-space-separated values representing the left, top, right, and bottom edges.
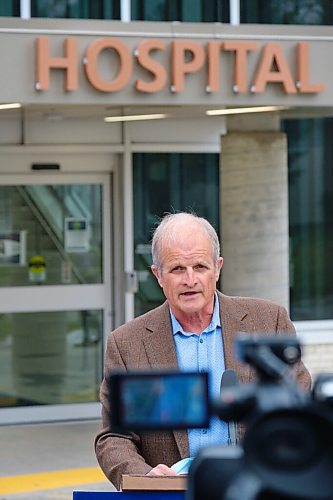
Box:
151, 229, 223, 319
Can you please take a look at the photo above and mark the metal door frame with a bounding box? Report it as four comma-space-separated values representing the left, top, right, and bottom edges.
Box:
0, 167, 115, 424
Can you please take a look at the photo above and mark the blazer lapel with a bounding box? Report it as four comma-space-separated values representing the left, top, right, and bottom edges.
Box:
142, 302, 178, 368
142, 302, 190, 459
218, 292, 252, 385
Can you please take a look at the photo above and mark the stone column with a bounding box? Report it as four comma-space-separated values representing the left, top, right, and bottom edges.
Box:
220, 129, 290, 309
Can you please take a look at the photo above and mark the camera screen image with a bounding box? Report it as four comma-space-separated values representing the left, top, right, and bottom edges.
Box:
109, 371, 209, 431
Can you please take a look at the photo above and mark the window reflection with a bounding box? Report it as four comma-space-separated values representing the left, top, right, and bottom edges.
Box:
0, 310, 103, 407
133, 153, 220, 316
31, 0, 120, 19
131, 0, 229, 22
240, 0, 332, 25
284, 118, 333, 320
0, 184, 103, 287
0, 0, 19, 16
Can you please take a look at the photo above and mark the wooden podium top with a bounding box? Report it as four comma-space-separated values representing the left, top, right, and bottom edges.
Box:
121, 475, 187, 491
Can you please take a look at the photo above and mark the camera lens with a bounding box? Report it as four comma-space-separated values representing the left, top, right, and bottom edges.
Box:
244, 409, 330, 471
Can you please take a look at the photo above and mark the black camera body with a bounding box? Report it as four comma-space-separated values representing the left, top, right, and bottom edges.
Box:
187, 336, 333, 500
108, 335, 333, 499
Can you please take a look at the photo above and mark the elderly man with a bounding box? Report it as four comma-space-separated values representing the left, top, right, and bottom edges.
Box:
95, 212, 311, 489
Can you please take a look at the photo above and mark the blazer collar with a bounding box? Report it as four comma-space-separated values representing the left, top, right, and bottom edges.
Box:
142, 293, 253, 378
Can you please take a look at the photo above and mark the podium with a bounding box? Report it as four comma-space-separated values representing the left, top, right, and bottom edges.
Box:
73, 475, 186, 499
73, 493, 184, 499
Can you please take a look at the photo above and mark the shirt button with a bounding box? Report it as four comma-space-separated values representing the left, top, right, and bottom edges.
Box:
202, 429, 207, 434
199, 338, 203, 343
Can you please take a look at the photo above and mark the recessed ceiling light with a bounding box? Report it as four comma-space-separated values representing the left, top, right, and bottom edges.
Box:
206, 106, 289, 116
0, 103, 22, 110
104, 113, 168, 123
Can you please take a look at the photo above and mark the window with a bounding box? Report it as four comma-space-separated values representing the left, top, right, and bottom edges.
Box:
0, 309, 103, 407
0, 184, 103, 286
31, 0, 120, 19
0, 0, 19, 16
240, 0, 333, 25
284, 118, 333, 320
131, 0, 229, 22
133, 152, 220, 316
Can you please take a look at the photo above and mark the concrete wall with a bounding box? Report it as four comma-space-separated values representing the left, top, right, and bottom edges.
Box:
302, 343, 333, 380
220, 130, 289, 309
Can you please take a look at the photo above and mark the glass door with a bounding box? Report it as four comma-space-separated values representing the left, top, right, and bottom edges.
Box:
0, 172, 112, 424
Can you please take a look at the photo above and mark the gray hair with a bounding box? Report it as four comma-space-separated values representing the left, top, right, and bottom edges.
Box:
151, 212, 220, 272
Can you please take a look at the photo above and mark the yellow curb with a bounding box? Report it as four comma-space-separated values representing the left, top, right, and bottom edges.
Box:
0, 467, 107, 494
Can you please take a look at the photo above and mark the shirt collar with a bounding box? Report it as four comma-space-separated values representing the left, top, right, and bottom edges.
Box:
170, 292, 221, 336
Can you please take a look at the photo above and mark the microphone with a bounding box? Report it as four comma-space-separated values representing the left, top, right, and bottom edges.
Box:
220, 369, 239, 446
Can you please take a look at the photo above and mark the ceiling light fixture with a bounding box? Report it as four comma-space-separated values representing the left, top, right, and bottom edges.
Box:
206, 105, 289, 116
104, 113, 168, 123
0, 103, 22, 110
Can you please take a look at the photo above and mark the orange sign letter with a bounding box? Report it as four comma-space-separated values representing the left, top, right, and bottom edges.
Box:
297, 43, 325, 93
223, 41, 259, 92
85, 38, 132, 92
253, 43, 297, 94
171, 40, 205, 93
35, 37, 78, 91
206, 41, 223, 92
135, 39, 167, 93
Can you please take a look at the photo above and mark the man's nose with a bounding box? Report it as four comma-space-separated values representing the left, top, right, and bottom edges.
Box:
184, 268, 197, 287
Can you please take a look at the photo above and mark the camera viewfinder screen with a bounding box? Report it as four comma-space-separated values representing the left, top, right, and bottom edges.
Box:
109, 371, 209, 431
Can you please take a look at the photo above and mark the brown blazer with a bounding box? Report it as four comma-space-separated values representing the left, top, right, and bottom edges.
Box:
95, 291, 311, 490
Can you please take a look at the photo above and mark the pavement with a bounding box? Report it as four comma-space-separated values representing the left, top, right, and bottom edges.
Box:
0, 420, 116, 500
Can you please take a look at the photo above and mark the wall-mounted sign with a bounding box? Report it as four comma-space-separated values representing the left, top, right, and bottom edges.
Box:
0, 231, 27, 265
64, 218, 90, 253
35, 37, 324, 96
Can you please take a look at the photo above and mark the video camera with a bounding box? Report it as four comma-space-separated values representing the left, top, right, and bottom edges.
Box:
108, 336, 333, 499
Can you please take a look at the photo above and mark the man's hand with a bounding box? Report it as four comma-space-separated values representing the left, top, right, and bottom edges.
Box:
146, 464, 177, 476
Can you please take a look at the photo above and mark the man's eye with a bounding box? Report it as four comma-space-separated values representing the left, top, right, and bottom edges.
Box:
172, 266, 183, 273
195, 264, 206, 270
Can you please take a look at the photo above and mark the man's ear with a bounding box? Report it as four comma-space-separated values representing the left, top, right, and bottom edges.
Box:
151, 265, 162, 287
215, 257, 223, 281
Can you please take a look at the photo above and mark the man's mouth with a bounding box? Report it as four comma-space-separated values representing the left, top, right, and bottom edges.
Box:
181, 291, 198, 296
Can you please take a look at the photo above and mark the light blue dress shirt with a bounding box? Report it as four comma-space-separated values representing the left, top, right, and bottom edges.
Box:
170, 292, 229, 457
